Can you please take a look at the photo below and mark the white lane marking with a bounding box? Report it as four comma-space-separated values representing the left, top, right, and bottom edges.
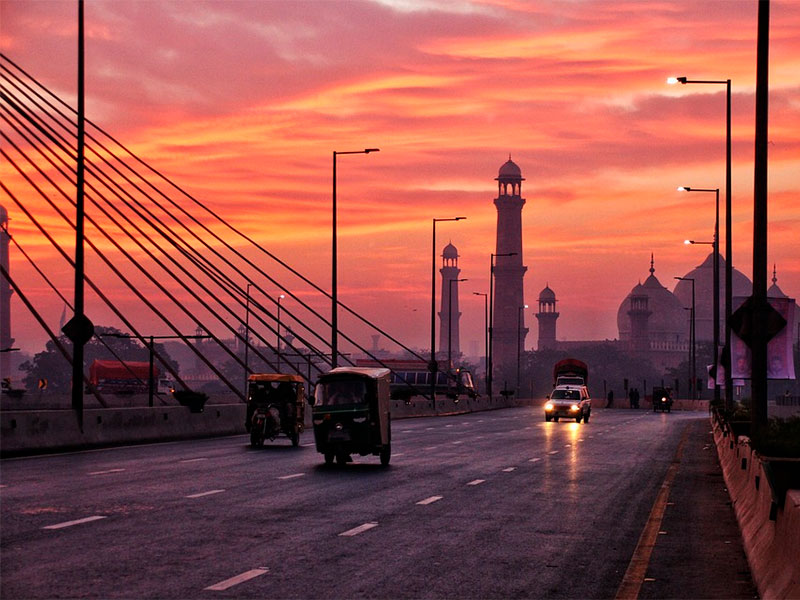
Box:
401, 429, 413, 433
205, 567, 269, 591
416, 495, 443, 505
547, 450, 559, 455
43, 515, 107, 530
529, 457, 542, 463
302, 443, 315, 447
278, 473, 304, 480
339, 522, 378, 537
425, 427, 434, 431
467, 479, 485, 486
452, 440, 463, 445
87, 468, 125, 476
179, 458, 207, 463
424, 446, 437, 450
564, 444, 572, 448
578, 438, 584, 442
502, 467, 516, 473
392, 452, 405, 457
186, 489, 225, 498
445, 424, 453, 428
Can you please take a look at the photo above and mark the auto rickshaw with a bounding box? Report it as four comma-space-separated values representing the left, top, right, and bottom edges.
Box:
652, 386, 673, 413
246, 373, 306, 447
312, 367, 391, 466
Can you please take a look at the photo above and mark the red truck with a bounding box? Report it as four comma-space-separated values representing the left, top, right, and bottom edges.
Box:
553, 358, 588, 388
89, 359, 156, 395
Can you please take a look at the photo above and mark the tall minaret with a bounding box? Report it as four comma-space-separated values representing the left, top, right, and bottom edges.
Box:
492, 157, 527, 384
536, 284, 559, 351
438, 242, 462, 362
1, 205, 14, 379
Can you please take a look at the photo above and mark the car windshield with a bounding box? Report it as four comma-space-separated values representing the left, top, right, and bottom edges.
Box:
315, 378, 368, 407
551, 389, 580, 400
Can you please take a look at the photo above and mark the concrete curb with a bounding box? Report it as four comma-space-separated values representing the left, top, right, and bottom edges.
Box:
712, 418, 800, 599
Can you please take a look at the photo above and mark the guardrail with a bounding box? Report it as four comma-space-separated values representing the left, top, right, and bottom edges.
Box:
712, 417, 800, 599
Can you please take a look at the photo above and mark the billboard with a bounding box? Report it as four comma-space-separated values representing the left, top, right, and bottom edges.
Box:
730, 296, 796, 380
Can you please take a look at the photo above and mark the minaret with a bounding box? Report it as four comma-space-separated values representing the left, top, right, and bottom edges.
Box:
438, 242, 462, 362
1, 205, 14, 379
492, 157, 528, 383
536, 284, 559, 351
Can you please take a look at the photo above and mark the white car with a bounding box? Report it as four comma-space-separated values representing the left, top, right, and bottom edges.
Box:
544, 385, 591, 423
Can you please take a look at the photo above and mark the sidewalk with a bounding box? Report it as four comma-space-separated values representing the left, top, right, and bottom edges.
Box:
638, 417, 759, 599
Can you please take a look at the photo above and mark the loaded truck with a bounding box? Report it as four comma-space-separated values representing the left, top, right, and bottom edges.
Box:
553, 358, 588, 388
88, 359, 172, 395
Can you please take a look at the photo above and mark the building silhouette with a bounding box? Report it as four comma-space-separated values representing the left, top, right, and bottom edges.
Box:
438, 242, 462, 359
492, 157, 527, 385
1, 205, 14, 379
535, 284, 558, 351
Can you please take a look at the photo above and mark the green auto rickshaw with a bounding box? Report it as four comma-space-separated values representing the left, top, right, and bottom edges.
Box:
312, 367, 391, 466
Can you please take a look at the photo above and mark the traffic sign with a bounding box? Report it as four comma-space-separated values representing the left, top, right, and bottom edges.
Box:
62, 313, 95, 345
730, 295, 786, 347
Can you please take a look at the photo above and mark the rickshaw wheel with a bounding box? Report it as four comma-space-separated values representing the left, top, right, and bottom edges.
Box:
380, 444, 391, 466
290, 431, 300, 447
324, 452, 335, 465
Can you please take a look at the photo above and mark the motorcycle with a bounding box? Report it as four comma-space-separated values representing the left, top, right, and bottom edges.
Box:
250, 404, 282, 447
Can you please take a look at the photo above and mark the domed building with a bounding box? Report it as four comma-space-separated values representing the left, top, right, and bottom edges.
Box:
673, 252, 752, 343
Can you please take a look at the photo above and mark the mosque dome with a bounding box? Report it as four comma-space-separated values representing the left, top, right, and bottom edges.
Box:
496, 156, 524, 181
673, 252, 752, 343
539, 285, 556, 301
617, 257, 687, 343
442, 242, 459, 259
768, 265, 788, 299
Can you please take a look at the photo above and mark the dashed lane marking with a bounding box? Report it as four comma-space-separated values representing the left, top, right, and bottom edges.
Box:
88, 468, 125, 475
547, 450, 559, 455
424, 446, 438, 451
43, 515, 107, 530
186, 489, 225, 499
452, 440, 463, 445
277, 473, 305, 480
466, 479, 485, 486
502, 467, 516, 473
416, 495, 443, 505
339, 522, 378, 537
529, 458, 542, 463
205, 568, 269, 591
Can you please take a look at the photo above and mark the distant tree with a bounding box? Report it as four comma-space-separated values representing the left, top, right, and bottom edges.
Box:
19, 326, 179, 391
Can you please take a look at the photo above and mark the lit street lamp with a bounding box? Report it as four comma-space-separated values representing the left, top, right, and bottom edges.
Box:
332, 148, 379, 368
488, 251, 517, 399
680, 186, 720, 405
675, 276, 696, 399
430, 216, 466, 406
669, 75, 733, 410
473, 291, 488, 395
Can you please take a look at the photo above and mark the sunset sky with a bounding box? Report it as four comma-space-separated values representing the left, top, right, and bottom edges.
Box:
1, 0, 799, 360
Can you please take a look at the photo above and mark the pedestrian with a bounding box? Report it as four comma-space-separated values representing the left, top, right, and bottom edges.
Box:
606, 389, 614, 408
629, 388, 635, 409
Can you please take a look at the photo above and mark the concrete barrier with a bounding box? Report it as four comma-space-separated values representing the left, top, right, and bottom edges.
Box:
1, 394, 534, 456
712, 418, 800, 599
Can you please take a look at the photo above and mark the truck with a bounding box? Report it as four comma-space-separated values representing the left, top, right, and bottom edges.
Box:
88, 359, 157, 395
553, 358, 588, 388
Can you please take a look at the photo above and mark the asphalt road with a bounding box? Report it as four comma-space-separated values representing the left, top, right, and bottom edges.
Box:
0, 407, 750, 599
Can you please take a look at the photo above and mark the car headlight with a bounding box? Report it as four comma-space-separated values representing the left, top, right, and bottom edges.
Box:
570, 404, 579, 411
545, 403, 554, 411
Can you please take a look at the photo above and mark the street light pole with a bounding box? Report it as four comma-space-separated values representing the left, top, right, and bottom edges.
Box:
276, 293, 285, 372
488, 252, 517, 400
669, 76, 732, 410
473, 292, 488, 395
244, 282, 251, 396
675, 277, 696, 399
430, 217, 466, 406
680, 186, 720, 405
517, 304, 528, 398
448, 278, 467, 368
332, 148, 379, 369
